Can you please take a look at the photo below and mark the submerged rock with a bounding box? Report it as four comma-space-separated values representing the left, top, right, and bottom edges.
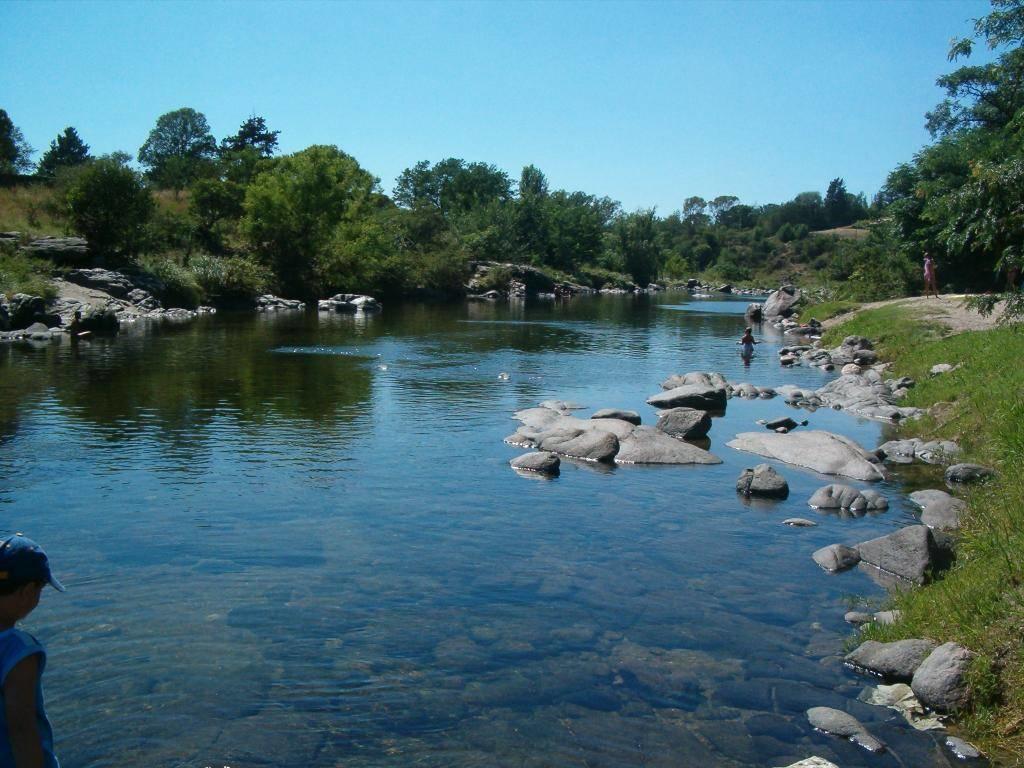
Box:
614, 426, 720, 465
845, 639, 937, 681
808, 484, 888, 512
812, 544, 860, 573
805, 707, 884, 753
726, 430, 885, 481
510, 451, 560, 475
735, 463, 789, 499
782, 518, 817, 527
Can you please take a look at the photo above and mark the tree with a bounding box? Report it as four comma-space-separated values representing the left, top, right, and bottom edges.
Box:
36, 126, 91, 179
393, 158, 511, 218
220, 115, 279, 157
242, 145, 378, 297
824, 177, 853, 227
66, 154, 154, 261
0, 109, 33, 174
709, 195, 739, 224
137, 108, 218, 191
609, 209, 661, 286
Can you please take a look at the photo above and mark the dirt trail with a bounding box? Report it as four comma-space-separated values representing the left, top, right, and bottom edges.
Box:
822, 294, 1010, 335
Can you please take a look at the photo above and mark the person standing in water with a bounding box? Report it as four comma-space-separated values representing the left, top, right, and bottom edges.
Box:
738, 327, 760, 362
923, 252, 939, 298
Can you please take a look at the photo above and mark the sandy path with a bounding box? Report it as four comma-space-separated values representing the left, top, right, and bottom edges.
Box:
822, 294, 1011, 335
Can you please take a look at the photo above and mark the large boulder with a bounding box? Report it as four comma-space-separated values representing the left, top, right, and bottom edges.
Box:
805, 707, 884, 753
19, 236, 89, 263
510, 451, 560, 475
65, 268, 136, 297
845, 639, 937, 682
726, 430, 886, 481
911, 642, 974, 713
8, 294, 60, 330
909, 489, 965, 531
808, 484, 888, 512
614, 426, 720, 465
856, 525, 939, 585
591, 409, 640, 425
647, 384, 726, 411
812, 544, 860, 572
744, 303, 763, 322
762, 285, 801, 318
536, 427, 619, 463
655, 407, 711, 439
736, 464, 789, 499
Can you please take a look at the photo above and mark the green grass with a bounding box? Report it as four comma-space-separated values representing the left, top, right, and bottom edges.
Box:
797, 299, 860, 324
830, 305, 1024, 760
0, 249, 57, 300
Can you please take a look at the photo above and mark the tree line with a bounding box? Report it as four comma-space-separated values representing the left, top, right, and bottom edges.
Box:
3, 1, 1020, 308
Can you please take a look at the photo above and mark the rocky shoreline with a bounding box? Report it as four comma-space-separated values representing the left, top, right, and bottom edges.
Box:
502, 285, 992, 766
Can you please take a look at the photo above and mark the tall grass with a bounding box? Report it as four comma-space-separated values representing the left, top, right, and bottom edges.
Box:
831, 307, 1024, 759
0, 185, 69, 236
0, 248, 56, 300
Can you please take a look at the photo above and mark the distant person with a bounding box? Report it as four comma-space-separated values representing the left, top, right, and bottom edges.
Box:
1006, 263, 1021, 292
0, 534, 65, 768
923, 253, 939, 298
738, 326, 761, 362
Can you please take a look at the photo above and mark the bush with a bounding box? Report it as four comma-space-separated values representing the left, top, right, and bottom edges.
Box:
137, 254, 201, 308
65, 155, 153, 263
189, 253, 270, 306
579, 264, 633, 289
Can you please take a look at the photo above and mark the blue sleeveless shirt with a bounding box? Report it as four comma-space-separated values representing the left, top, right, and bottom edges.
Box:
0, 628, 58, 768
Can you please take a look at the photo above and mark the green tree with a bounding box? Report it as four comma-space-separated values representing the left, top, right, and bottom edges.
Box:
66, 154, 154, 261
189, 177, 246, 252
242, 145, 378, 297
220, 115, 279, 157
36, 126, 91, 179
0, 109, 33, 174
393, 158, 511, 218
609, 209, 661, 286
138, 108, 218, 192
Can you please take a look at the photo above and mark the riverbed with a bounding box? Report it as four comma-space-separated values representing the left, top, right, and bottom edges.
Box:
0, 293, 963, 767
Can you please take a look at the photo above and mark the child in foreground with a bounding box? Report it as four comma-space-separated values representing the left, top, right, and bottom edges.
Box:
0, 535, 64, 768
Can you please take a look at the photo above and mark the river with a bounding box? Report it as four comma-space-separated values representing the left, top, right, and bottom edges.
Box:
0, 292, 965, 767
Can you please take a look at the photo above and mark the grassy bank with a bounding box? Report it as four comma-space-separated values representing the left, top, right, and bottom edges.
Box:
825, 305, 1024, 761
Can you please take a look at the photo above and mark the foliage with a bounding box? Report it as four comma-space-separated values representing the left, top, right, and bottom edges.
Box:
189, 178, 245, 252
138, 107, 218, 191
0, 109, 33, 174
136, 253, 202, 308
220, 115, 279, 158
0, 247, 55, 299
36, 127, 91, 179
65, 155, 154, 262
242, 145, 378, 297
188, 253, 271, 306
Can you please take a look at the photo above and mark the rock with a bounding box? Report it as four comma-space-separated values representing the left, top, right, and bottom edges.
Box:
735, 463, 789, 499
812, 544, 861, 573
655, 407, 711, 439
660, 371, 729, 390
539, 399, 584, 412
591, 408, 640, 425
845, 611, 874, 625
877, 438, 960, 465
858, 682, 944, 731
945, 463, 995, 484
764, 416, 797, 431
911, 642, 974, 713
74, 304, 120, 335
853, 349, 878, 365
536, 427, 619, 463
510, 451, 560, 475
873, 610, 901, 625
726, 430, 886, 481
773, 759, 839, 768
841, 363, 863, 375
65, 268, 137, 297
763, 285, 801, 318
647, 384, 726, 411
256, 294, 306, 311
19, 236, 89, 262
857, 525, 939, 585
805, 707, 884, 753
930, 363, 958, 376
718, 283, 732, 294
909, 489, 966, 531
9, 294, 60, 330
808, 484, 888, 512
0, 296, 8, 331
614, 426, 721, 465
945, 736, 982, 760
318, 293, 381, 312
783, 518, 817, 527
845, 639, 937, 681
744, 303, 763, 321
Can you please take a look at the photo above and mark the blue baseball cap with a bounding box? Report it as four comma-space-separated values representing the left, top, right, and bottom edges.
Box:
0, 535, 65, 592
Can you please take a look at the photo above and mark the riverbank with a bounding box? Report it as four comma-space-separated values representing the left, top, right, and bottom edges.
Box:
818, 302, 1024, 762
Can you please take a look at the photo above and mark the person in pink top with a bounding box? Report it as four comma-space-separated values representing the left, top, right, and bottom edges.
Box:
923, 253, 939, 298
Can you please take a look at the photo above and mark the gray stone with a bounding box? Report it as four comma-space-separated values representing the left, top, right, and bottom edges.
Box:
812, 544, 860, 573
765, 416, 798, 431
9, 294, 59, 330
591, 408, 640, 425
510, 451, 560, 475
911, 642, 974, 713
539, 399, 584, 412
808, 484, 887, 512
647, 384, 726, 411
763, 285, 801, 318
844, 639, 937, 681
910, 489, 966, 531
930, 363, 957, 376
537, 427, 619, 463
614, 426, 721, 465
857, 525, 938, 585
74, 303, 120, 335
726, 430, 886, 481
873, 610, 901, 625
736, 463, 789, 499
945, 463, 995, 484
256, 294, 306, 311
783, 518, 817, 527
744, 303, 763, 321
655, 407, 711, 439
945, 736, 982, 760
19, 236, 89, 262
805, 707, 884, 753
773, 759, 839, 768
318, 293, 381, 312
845, 611, 874, 625
65, 268, 136, 297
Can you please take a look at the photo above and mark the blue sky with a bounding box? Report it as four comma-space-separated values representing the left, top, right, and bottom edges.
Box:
1, 0, 994, 212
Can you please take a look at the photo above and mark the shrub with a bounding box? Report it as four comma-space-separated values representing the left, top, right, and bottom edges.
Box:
66, 155, 153, 263
189, 253, 270, 306
137, 254, 201, 308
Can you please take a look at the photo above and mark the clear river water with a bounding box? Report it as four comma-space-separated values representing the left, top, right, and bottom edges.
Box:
0, 292, 971, 767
